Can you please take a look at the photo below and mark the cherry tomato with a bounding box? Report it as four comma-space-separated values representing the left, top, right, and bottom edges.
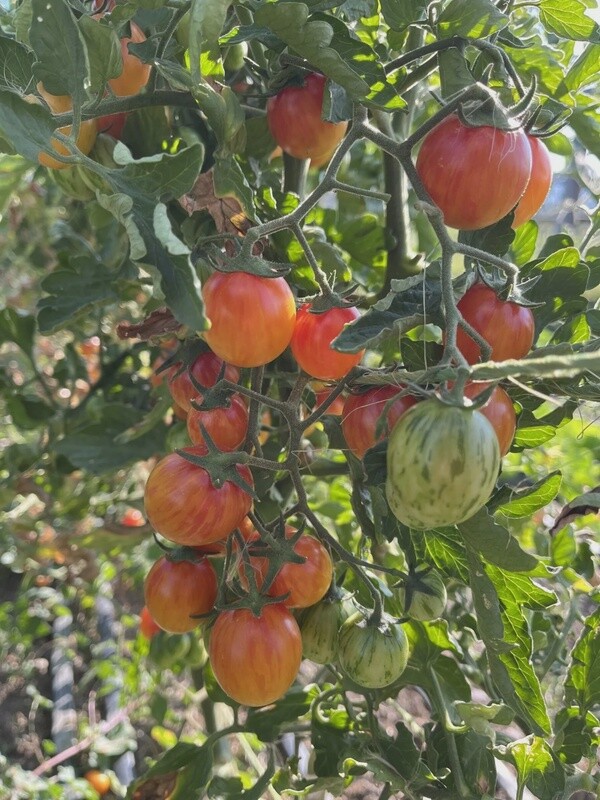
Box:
455, 283, 535, 363
96, 111, 127, 139
186, 393, 249, 451
341, 385, 419, 458
209, 604, 302, 706
415, 114, 532, 230
84, 769, 111, 796
267, 73, 348, 164
108, 21, 151, 97
144, 446, 253, 546
512, 135, 552, 228
120, 508, 145, 527
139, 605, 161, 639
290, 304, 364, 380
167, 351, 239, 412
202, 272, 297, 368
464, 383, 516, 456
36, 83, 97, 169
144, 555, 218, 633
313, 385, 345, 416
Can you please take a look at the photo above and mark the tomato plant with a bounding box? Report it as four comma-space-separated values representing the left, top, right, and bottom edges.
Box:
415, 114, 532, 230
208, 604, 302, 706
139, 605, 161, 640
144, 554, 218, 633
202, 272, 297, 368
512, 135, 553, 228
186, 392, 249, 451
299, 595, 353, 664
144, 447, 253, 546
267, 72, 348, 164
84, 770, 111, 796
341, 385, 419, 458
386, 398, 500, 529
397, 565, 447, 621
290, 304, 364, 380
106, 21, 151, 97
166, 352, 240, 413
455, 283, 536, 363
338, 613, 409, 689
36, 83, 97, 169
464, 383, 517, 456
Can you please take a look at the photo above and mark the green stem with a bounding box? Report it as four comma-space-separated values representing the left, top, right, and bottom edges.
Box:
51, 90, 200, 126
283, 152, 310, 198
538, 596, 579, 679
385, 36, 465, 74
428, 667, 470, 798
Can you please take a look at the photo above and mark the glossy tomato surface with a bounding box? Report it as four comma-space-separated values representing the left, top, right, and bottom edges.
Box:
267, 73, 348, 163
209, 604, 302, 706
512, 135, 553, 228
108, 21, 151, 97
202, 272, 297, 368
455, 283, 535, 363
186, 392, 249, 451
415, 115, 532, 230
464, 383, 516, 456
167, 351, 240, 412
144, 555, 218, 633
144, 446, 253, 545
140, 605, 161, 639
290, 304, 364, 380
342, 386, 419, 458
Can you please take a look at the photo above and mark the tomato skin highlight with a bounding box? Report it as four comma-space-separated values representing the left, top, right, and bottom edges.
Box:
455, 283, 535, 364
167, 351, 240, 413
267, 73, 348, 163
464, 383, 516, 456
186, 393, 249, 451
342, 386, 419, 458
512, 135, 553, 228
415, 115, 532, 230
385, 398, 500, 530
144, 555, 218, 633
144, 446, 253, 546
202, 272, 297, 368
291, 304, 364, 380
209, 604, 302, 706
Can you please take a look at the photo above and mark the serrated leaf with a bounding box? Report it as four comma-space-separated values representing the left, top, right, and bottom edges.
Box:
422, 527, 470, 583
380, 0, 428, 30
467, 551, 552, 735
30, 0, 89, 105
0, 35, 35, 93
0, 91, 76, 164
459, 509, 538, 572
437, 0, 508, 38
495, 736, 566, 800
333, 273, 442, 353
539, 0, 600, 42
78, 15, 123, 94
495, 472, 562, 519
254, 3, 405, 111
564, 607, 600, 713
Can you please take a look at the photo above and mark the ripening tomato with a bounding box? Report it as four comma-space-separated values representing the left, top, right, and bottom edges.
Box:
96, 111, 127, 139
167, 352, 240, 412
36, 83, 97, 169
186, 393, 249, 451
202, 272, 297, 368
464, 383, 516, 456
314, 385, 346, 416
455, 283, 535, 363
249, 530, 333, 608
84, 770, 111, 796
144, 446, 253, 545
120, 508, 145, 527
512, 135, 552, 228
290, 304, 364, 380
267, 73, 348, 164
341, 386, 419, 458
338, 613, 409, 689
209, 604, 302, 706
139, 605, 161, 639
108, 22, 151, 97
415, 114, 532, 230
144, 555, 218, 633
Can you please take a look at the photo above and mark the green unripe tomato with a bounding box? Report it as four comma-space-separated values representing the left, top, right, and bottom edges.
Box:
299, 596, 353, 664
338, 612, 409, 689
224, 42, 247, 72
398, 566, 447, 621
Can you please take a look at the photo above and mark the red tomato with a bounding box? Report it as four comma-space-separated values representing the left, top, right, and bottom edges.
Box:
109, 22, 151, 96
341, 386, 419, 458
202, 272, 297, 368
314, 386, 345, 416
290, 304, 364, 380
84, 770, 111, 796
139, 605, 161, 639
186, 393, 249, 451
144, 555, 218, 633
172, 402, 188, 421
209, 604, 302, 706
464, 383, 516, 456
455, 283, 535, 364
415, 115, 532, 230
167, 352, 240, 412
120, 508, 145, 527
96, 111, 127, 139
267, 73, 348, 163
237, 516, 258, 541
144, 446, 253, 546
512, 136, 552, 228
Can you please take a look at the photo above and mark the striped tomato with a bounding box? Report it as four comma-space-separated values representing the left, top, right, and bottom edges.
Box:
338, 613, 409, 689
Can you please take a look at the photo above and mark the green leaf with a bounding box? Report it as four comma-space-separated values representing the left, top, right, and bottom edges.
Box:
77, 15, 123, 94
333, 273, 442, 353
187, 0, 229, 84
466, 551, 552, 735
539, 0, 600, 42
6, 395, 55, 429
437, 0, 508, 38
455, 701, 514, 736
0, 35, 35, 93
564, 606, 600, 713
380, 0, 428, 30
0, 156, 30, 208
459, 509, 538, 572
0, 307, 36, 355
495, 736, 566, 800
213, 157, 254, 219
246, 688, 313, 741
30, 0, 89, 104
495, 472, 562, 519
0, 91, 78, 165
422, 527, 470, 583
511, 222, 538, 266
254, 3, 405, 112
562, 43, 600, 93
438, 47, 475, 99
